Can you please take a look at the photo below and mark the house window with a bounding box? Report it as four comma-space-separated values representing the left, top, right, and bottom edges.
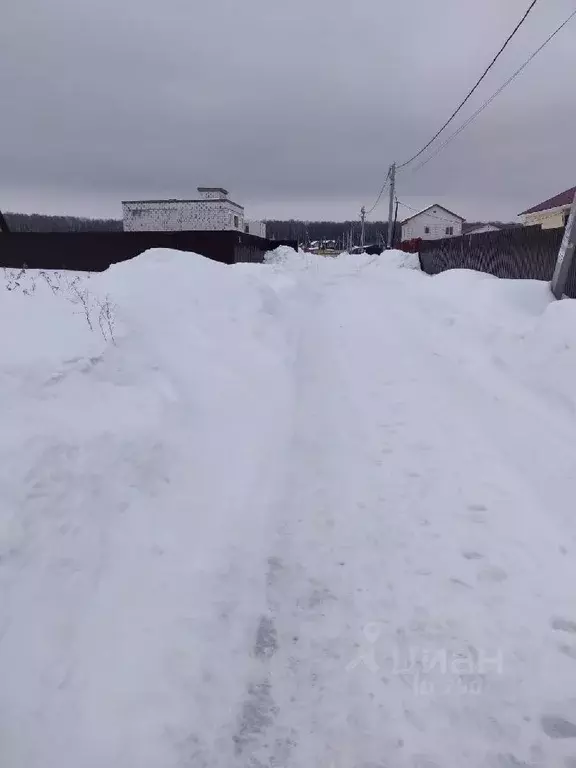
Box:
424, 226, 430, 234
446, 226, 454, 235
233, 215, 239, 228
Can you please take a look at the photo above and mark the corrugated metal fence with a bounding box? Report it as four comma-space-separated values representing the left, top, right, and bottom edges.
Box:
417, 226, 576, 298
0, 231, 298, 272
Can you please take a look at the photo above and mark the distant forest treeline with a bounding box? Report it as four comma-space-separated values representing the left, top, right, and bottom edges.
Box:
1, 212, 519, 244
3, 212, 122, 232
264, 219, 521, 243
265, 220, 393, 246
2, 212, 391, 244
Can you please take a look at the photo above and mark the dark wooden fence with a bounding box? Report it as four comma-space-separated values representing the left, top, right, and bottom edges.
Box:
417, 226, 576, 298
0, 231, 298, 272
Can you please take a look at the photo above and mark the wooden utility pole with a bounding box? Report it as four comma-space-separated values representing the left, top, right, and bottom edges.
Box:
551, 191, 576, 299
387, 162, 396, 249
360, 206, 366, 250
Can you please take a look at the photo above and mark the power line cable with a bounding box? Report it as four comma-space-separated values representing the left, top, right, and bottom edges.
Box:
365, 168, 391, 216
410, 7, 576, 174
397, 0, 540, 170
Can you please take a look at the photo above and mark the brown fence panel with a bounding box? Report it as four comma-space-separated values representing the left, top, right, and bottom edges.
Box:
0, 231, 298, 272
417, 226, 573, 295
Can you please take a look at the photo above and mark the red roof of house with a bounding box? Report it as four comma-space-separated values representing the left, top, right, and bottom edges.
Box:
520, 186, 576, 215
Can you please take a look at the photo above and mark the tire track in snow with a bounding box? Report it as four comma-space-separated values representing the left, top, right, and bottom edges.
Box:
231, 260, 576, 767
233, 282, 411, 766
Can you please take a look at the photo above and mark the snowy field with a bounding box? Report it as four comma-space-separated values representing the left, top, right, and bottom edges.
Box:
2, 248, 576, 767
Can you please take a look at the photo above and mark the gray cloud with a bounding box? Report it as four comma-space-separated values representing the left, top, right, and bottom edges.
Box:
1, 0, 574, 222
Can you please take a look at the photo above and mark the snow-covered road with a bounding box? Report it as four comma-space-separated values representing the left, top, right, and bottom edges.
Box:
3, 249, 576, 767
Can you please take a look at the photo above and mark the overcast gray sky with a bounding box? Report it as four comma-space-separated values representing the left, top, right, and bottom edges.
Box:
1, 0, 574, 223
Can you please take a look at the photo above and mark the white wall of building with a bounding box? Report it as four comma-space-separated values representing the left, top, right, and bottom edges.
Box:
244, 220, 266, 238
401, 206, 463, 241
122, 199, 244, 233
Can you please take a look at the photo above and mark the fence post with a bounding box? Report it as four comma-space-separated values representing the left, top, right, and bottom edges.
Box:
551, 191, 576, 299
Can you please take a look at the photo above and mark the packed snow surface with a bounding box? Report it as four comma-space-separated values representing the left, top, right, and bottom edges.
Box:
2, 248, 576, 767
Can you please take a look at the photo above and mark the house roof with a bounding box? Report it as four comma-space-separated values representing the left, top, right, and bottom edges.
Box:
520, 186, 576, 215
400, 204, 465, 225
122, 198, 244, 209
463, 223, 502, 234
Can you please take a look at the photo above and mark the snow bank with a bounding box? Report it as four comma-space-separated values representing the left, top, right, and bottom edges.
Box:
0, 269, 107, 368
377, 249, 421, 270
264, 244, 304, 265
3, 247, 576, 767
410, 269, 552, 343
264, 245, 325, 275
408, 265, 576, 411
264, 246, 421, 279
403, 265, 576, 411
0, 249, 298, 768
505, 298, 576, 415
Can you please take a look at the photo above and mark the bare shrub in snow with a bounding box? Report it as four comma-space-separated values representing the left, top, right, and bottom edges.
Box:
97, 296, 116, 343
2, 268, 116, 342
39, 270, 62, 295
3, 267, 31, 293
64, 275, 95, 331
